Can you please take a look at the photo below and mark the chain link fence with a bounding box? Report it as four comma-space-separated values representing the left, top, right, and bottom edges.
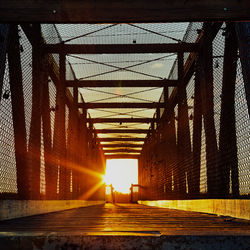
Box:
0, 24, 105, 199
139, 22, 250, 199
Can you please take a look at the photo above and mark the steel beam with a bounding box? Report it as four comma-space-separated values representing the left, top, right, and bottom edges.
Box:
104, 149, 142, 153
105, 154, 140, 159
8, 25, 29, 199
199, 23, 219, 196
236, 22, 250, 118
219, 23, 239, 197
28, 24, 44, 199
87, 118, 154, 123
162, 23, 222, 123
192, 56, 202, 195
66, 79, 178, 88
96, 129, 148, 134
100, 138, 145, 142
0, 24, 9, 102
177, 51, 192, 194
0, 1, 249, 23
42, 67, 57, 199
80, 103, 164, 109
102, 144, 143, 148
44, 43, 198, 54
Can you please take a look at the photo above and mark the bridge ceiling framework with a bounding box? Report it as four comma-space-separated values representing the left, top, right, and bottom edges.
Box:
0, 19, 249, 200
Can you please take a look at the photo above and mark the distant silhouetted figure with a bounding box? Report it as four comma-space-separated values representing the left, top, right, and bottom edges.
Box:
111, 184, 115, 203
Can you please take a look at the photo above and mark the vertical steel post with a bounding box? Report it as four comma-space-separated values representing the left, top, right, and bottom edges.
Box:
42, 77, 57, 199
58, 53, 67, 199
8, 24, 29, 199
28, 24, 43, 199
191, 58, 202, 195
198, 23, 219, 197
235, 22, 250, 117
0, 24, 9, 102
177, 52, 190, 195
219, 23, 239, 197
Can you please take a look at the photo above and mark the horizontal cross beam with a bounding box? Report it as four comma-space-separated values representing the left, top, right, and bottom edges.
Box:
1, 1, 249, 22
96, 129, 148, 134
99, 138, 145, 142
66, 79, 178, 88
102, 144, 143, 148
105, 154, 140, 159
87, 118, 155, 123
43, 43, 199, 54
80, 103, 165, 109
104, 149, 142, 153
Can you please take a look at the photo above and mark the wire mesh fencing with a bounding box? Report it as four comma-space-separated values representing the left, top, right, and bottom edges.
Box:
0, 22, 249, 201
139, 22, 250, 200
0, 24, 105, 200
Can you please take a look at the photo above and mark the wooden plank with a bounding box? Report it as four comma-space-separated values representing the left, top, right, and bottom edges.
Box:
235, 22, 250, 118
66, 80, 178, 88
8, 24, 29, 199
219, 23, 239, 197
1, 1, 250, 23
0, 203, 249, 238
87, 118, 154, 123
44, 43, 198, 54
96, 129, 148, 134
81, 103, 165, 109
100, 138, 145, 142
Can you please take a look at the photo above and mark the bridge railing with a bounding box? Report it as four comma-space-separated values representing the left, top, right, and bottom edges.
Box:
0, 24, 105, 200
140, 22, 250, 200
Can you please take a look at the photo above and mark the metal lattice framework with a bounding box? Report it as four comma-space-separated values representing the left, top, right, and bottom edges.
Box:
0, 4, 249, 200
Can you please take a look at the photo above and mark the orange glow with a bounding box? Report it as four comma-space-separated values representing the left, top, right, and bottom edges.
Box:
103, 159, 138, 194
78, 180, 104, 200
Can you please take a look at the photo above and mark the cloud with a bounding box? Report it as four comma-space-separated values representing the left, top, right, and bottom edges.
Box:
150, 63, 164, 69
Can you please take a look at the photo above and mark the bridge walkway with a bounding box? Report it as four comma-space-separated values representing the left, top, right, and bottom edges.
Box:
0, 203, 249, 236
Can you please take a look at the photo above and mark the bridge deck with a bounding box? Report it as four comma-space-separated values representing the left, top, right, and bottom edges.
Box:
0, 203, 249, 236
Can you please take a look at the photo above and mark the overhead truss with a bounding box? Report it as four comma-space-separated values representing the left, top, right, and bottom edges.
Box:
0, 1, 249, 22
66, 80, 178, 88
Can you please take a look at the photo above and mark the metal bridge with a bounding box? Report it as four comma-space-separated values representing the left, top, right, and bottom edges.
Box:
0, 1, 250, 249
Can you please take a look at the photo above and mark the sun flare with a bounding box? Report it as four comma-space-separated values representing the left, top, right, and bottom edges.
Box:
103, 159, 138, 194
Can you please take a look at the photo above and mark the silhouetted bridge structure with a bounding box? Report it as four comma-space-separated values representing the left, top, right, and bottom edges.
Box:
0, 1, 250, 249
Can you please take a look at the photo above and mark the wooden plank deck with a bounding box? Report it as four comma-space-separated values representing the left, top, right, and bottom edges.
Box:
0, 203, 249, 236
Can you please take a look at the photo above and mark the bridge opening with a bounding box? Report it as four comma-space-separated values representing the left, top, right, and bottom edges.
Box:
104, 159, 138, 202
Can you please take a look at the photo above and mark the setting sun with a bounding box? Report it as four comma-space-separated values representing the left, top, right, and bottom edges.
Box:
103, 159, 138, 194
